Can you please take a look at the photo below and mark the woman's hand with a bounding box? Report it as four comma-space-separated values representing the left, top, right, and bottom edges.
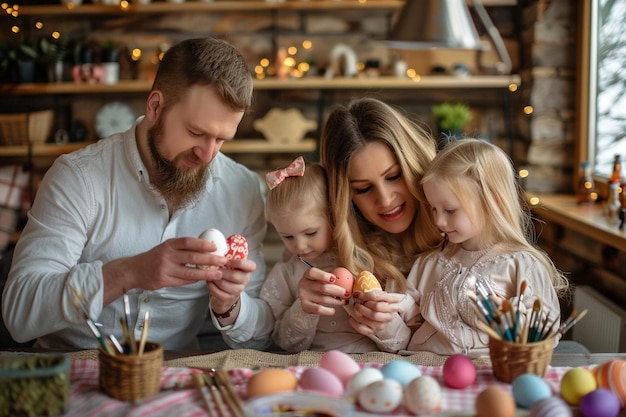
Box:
348, 290, 403, 335
298, 267, 349, 316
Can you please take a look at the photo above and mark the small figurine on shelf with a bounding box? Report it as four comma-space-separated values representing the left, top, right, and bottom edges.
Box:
576, 161, 597, 205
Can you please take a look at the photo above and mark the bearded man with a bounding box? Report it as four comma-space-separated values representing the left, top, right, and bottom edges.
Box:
2, 38, 273, 351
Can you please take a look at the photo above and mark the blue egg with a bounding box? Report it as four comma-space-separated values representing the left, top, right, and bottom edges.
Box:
529, 396, 572, 417
512, 373, 552, 409
380, 360, 422, 388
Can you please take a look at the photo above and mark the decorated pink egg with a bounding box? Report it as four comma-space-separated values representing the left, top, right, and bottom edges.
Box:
443, 353, 476, 389
226, 234, 248, 260
332, 267, 354, 295
319, 350, 360, 387
299, 367, 344, 396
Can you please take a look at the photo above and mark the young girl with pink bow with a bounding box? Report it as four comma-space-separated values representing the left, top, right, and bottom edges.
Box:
260, 156, 408, 353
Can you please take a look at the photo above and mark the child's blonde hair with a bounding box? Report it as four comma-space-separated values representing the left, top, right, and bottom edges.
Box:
265, 160, 329, 223
423, 138, 569, 296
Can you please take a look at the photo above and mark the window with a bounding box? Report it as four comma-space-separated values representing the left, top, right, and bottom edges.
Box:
577, 0, 626, 180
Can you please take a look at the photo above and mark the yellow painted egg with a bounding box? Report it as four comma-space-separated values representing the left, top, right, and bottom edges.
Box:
353, 271, 381, 293
560, 367, 597, 405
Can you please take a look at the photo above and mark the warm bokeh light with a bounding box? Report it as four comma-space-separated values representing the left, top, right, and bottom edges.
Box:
11, 25, 19, 33
518, 169, 529, 178
121, 0, 129, 9
66, 2, 75, 9
528, 196, 540, 206
131, 48, 142, 61
1, 3, 8, 10
508, 83, 518, 92
52, 31, 60, 39
407, 68, 417, 78
35, 21, 43, 29
260, 58, 270, 68
254, 65, 264, 75
287, 46, 297, 55
284, 57, 296, 68
302, 40, 312, 50
523, 105, 533, 115
298, 62, 310, 72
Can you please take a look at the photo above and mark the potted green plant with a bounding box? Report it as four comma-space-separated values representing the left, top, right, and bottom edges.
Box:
38, 36, 71, 82
431, 101, 473, 149
0, 41, 38, 83
99, 39, 121, 84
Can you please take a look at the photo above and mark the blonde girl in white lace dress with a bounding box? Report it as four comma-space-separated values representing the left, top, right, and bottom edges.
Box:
397, 138, 569, 357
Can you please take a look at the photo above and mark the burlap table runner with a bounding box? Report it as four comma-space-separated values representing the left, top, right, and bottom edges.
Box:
70, 349, 492, 369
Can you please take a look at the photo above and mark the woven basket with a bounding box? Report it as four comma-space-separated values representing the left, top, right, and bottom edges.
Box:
99, 341, 163, 401
0, 110, 53, 145
489, 336, 554, 383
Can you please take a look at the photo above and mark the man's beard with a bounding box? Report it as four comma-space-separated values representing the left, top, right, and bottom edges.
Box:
147, 115, 209, 210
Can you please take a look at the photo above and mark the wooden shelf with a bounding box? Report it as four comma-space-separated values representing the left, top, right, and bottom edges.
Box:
530, 194, 626, 253
1, 75, 521, 96
0, 142, 88, 157
0, 139, 316, 157
3, 0, 515, 17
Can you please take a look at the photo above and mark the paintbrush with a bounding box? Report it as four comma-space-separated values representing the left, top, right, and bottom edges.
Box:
500, 299, 515, 337
123, 293, 137, 354
477, 320, 502, 341
467, 290, 495, 325
297, 256, 314, 268
138, 310, 150, 355
558, 309, 588, 336
513, 280, 527, 341
527, 298, 542, 343
494, 311, 514, 342
68, 284, 113, 354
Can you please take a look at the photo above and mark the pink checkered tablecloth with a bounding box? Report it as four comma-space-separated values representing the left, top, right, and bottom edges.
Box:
65, 359, 580, 417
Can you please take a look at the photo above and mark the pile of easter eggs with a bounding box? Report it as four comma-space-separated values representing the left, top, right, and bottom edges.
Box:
246, 350, 626, 417
246, 351, 478, 415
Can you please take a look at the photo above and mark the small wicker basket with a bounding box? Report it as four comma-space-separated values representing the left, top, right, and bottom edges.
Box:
489, 336, 554, 383
0, 110, 53, 146
99, 341, 163, 401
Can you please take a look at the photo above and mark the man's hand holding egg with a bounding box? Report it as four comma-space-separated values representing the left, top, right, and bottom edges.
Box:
197, 228, 249, 270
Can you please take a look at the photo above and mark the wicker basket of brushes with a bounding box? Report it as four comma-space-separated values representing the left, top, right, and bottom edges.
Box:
489, 336, 555, 383
99, 341, 163, 401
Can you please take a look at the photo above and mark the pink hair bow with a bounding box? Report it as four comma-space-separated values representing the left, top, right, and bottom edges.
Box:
266, 156, 306, 190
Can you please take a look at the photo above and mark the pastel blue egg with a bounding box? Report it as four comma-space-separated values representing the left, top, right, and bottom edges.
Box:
512, 373, 552, 409
380, 360, 422, 388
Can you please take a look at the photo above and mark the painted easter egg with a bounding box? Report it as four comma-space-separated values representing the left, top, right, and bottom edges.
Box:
404, 375, 442, 414
332, 267, 354, 295
594, 359, 626, 407
226, 234, 248, 260
353, 271, 381, 293
197, 228, 228, 269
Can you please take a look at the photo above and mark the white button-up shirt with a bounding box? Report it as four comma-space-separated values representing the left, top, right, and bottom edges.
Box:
2, 118, 272, 350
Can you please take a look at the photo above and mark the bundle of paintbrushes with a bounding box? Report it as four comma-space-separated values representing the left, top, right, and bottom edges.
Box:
468, 279, 588, 382
468, 279, 587, 344
68, 285, 152, 356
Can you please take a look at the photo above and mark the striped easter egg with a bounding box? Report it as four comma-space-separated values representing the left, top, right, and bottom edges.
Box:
529, 396, 573, 417
595, 359, 626, 407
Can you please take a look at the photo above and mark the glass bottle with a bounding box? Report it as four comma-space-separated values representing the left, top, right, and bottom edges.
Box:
605, 181, 622, 224
610, 154, 623, 184
576, 161, 597, 205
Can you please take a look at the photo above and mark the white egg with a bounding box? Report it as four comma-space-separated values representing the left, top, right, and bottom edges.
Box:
197, 228, 228, 269
345, 367, 384, 399
357, 378, 403, 413
404, 375, 442, 414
